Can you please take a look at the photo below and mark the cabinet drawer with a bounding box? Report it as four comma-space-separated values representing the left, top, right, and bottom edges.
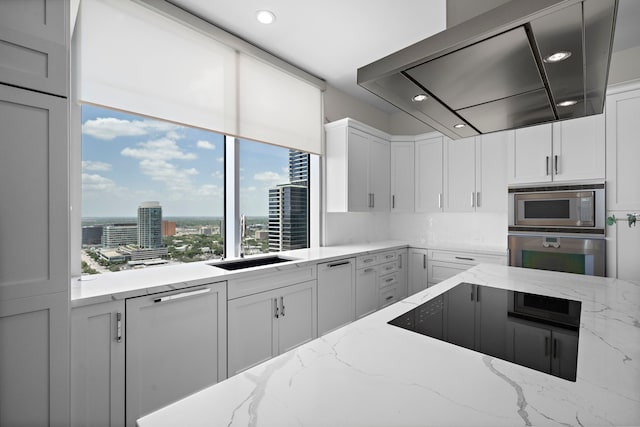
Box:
428, 261, 469, 284
379, 272, 398, 290
378, 260, 399, 276
378, 251, 397, 263
227, 265, 316, 299
356, 254, 378, 269
379, 283, 401, 308
428, 250, 506, 266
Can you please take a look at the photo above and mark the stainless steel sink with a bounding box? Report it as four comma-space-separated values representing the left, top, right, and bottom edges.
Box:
209, 255, 296, 271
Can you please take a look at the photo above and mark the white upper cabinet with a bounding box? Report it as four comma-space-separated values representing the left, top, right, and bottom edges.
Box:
415, 135, 445, 212
390, 140, 415, 212
444, 132, 509, 213
606, 86, 640, 211
326, 119, 390, 212
0, 0, 68, 96
508, 123, 554, 184
508, 116, 605, 185
475, 131, 510, 213
445, 136, 476, 212
552, 115, 605, 182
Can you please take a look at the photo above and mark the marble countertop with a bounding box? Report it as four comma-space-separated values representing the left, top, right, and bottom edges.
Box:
71, 241, 409, 307
138, 264, 640, 427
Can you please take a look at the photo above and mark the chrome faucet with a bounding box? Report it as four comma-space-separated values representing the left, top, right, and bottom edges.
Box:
239, 214, 246, 258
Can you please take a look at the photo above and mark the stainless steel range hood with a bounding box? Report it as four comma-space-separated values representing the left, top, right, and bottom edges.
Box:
357, 0, 617, 139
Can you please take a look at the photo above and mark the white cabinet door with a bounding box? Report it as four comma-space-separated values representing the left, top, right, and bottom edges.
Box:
408, 249, 429, 295
508, 320, 551, 374
550, 329, 579, 381
0, 84, 68, 300
606, 88, 640, 211
318, 259, 355, 335
390, 141, 414, 212
228, 280, 317, 375
277, 280, 316, 354
0, 0, 67, 96
126, 283, 227, 427
552, 114, 605, 182
415, 136, 444, 212
0, 292, 69, 427
228, 291, 276, 376
445, 136, 476, 212
476, 131, 510, 212
508, 123, 553, 184
355, 267, 378, 318
396, 249, 409, 300
347, 128, 370, 212
71, 301, 125, 427
369, 135, 390, 211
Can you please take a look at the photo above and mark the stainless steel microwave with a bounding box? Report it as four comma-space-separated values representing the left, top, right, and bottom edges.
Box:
508, 184, 605, 233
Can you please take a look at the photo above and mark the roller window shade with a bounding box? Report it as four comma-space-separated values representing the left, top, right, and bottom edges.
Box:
76, 0, 322, 154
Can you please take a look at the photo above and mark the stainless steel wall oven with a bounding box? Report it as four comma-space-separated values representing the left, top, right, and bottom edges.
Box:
508, 183, 606, 277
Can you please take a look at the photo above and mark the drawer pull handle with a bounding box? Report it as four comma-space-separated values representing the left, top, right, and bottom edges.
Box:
364, 268, 375, 273
385, 295, 394, 301
280, 296, 285, 317
274, 298, 279, 319
363, 258, 374, 263
385, 254, 394, 259
385, 278, 394, 283
455, 256, 474, 261
153, 288, 210, 303
328, 261, 350, 268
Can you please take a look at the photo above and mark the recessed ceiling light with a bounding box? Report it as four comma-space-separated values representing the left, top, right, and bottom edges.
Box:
543, 51, 572, 63
453, 123, 466, 129
557, 100, 578, 107
256, 10, 276, 25
412, 94, 428, 102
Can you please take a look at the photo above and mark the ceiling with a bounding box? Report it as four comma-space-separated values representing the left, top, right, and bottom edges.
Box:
170, 0, 640, 114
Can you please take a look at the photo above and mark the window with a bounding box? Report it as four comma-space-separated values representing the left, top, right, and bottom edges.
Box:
239, 140, 309, 255
81, 105, 225, 274
80, 105, 312, 275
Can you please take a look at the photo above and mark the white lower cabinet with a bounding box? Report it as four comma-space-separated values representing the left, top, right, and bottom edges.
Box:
355, 261, 378, 319
71, 300, 125, 427
318, 258, 355, 335
408, 248, 429, 295
427, 249, 507, 286
125, 283, 227, 427
228, 280, 317, 376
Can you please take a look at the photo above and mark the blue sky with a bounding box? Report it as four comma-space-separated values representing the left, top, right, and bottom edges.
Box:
82, 105, 290, 217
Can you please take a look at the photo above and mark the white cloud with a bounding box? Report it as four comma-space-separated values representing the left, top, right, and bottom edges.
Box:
212, 170, 223, 180
254, 170, 287, 185
216, 157, 224, 163
196, 140, 216, 150
82, 117, 179, 140
195, 184, 223, 197
121, 138, 197, 161
82, 160, 112, 172
82, 173, 117, 192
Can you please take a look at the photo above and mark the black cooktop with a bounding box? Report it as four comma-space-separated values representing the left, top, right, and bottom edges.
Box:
388, 283, 582, 381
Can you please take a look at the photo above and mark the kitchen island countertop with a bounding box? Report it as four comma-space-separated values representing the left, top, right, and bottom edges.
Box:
138, 264, 640, 427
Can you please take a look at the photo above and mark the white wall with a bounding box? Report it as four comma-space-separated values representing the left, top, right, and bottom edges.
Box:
323, 85, 389, 132
609, 45, 640, 85
324, 212, 390, 246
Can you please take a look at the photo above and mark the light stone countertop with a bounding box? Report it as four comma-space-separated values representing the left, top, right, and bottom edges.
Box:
137, 263, 640, 427
70, 241, 409, 307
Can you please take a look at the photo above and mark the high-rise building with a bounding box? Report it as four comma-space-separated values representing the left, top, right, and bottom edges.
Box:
101, 224, 137, 248
162, 220, 176, 237
268, 150, 310, 252
138, 201, 163, 248
288, 149, 309, 184
82, 225, 103, 246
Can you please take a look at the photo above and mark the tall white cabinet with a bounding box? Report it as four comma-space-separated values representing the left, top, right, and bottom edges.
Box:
605, 83, 640, 281
415, 135, 445, 212
0, 2, 70, 425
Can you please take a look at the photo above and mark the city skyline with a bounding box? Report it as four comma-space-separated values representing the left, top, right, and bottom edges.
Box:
82, 105, 293, 217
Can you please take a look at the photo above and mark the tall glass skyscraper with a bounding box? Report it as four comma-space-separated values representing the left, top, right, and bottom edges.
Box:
137, 201, 163, 249
268, 151, 309, 251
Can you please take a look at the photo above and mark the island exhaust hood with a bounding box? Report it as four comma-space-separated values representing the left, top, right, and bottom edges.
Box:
357, 0, 617, 139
